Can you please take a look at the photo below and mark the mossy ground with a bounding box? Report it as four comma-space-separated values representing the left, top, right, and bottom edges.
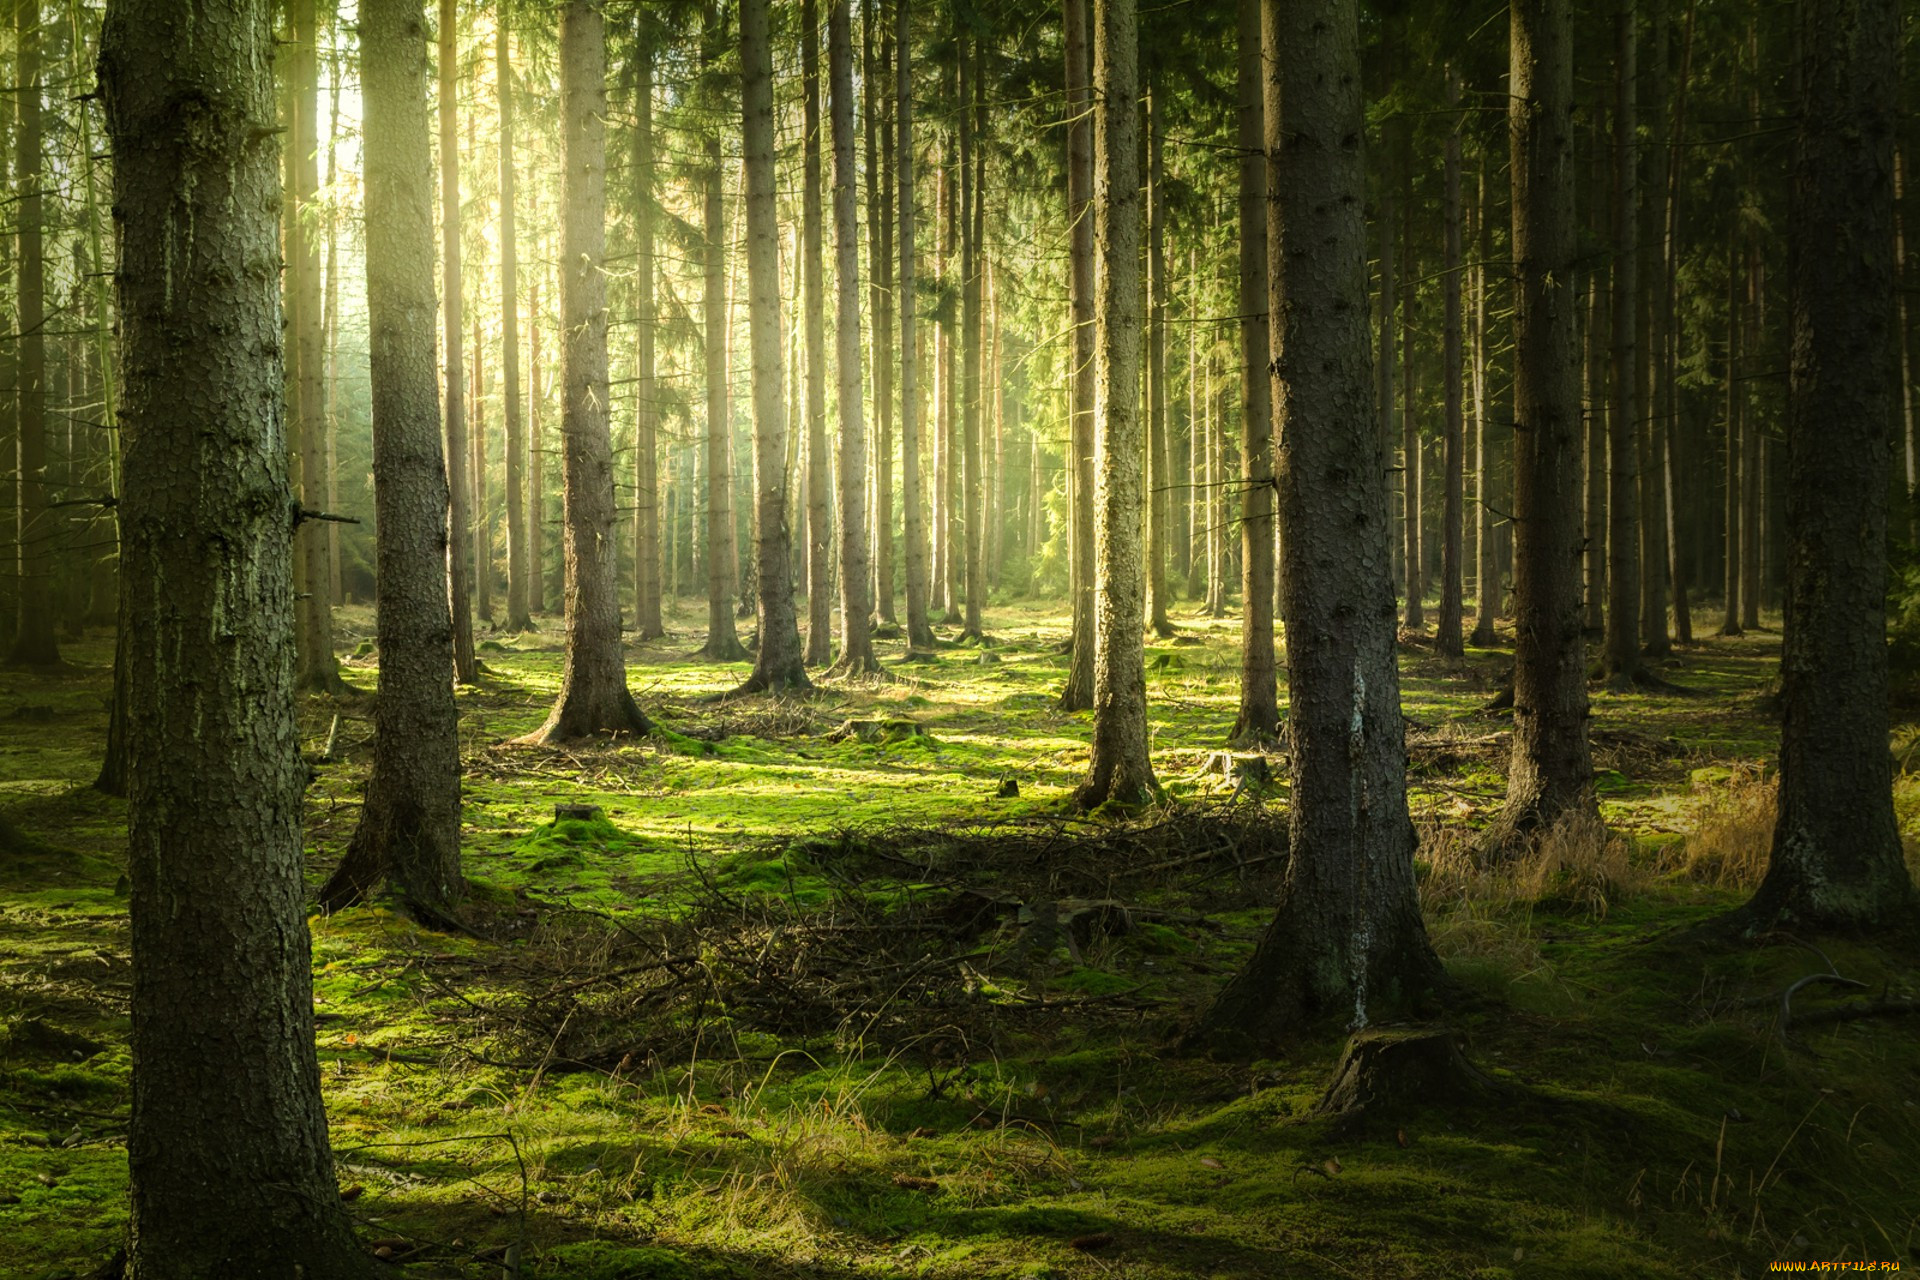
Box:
3, 596, 1918, 1279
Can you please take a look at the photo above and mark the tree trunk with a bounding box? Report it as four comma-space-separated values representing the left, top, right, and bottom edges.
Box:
799, 0, 833, 664
500, 20, 532, 634
736, 0, 811, 692
1719, 242, 1742, 636
1401, 125, 1423, 633
1484, 0, 1597, 855
526, 0, 655, 739
289, 0, 339, 692
1637, 0, 1671, 659
699, 5, 747, 663
959, 35, 986, 642
472, 309, 492, 627
321, 0, 465, 915
1230, 0, 1276, 743
1472, 162, 1500, 646
529, 274, 547, 614
1436, 63, 1466, 659
324, 40, 343, 606
828, 0, 880, 672
1144, 73, 1173, 640
1059, 0, 1096, 708
1661, 0, 1697, 646
898, 0, 933, 652
866, 0, 897, 624
7, 0, 56, 667
1582, 123, 1607, 638
101, 0, 375, 1261
1076, 0, 1155, 810
1377, 48, 1398, 602
1740, 239, 1761, 631
1603, 0, 1642, 686
630, 29, 663, 640
1743, 0, 1916, 929
439, 0, 477, 682
1194, 0, 1440, 1051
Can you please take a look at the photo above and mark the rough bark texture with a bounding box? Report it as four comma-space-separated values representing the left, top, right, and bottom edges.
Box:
898, 0, 933, 653
500, 21, 531, 634
1603, 0, 1642, 684
1484, 0, 1596, 856
698, 6, 746, 663
1229, 0, 1277, 744
1743, 0, 1916, 930
322, 0, 465, 915
1193, 0, 1440, 1051
528, 0, 653, 741
828, 0, 880, 672
736, 0, 810, 694
101, 0, 375, 1264
1058, 0, 1096, 710
439, 0, 476, 682
1076, 0, 1155, 811
1436, 64, 1465, 659
289, 0, 340, 692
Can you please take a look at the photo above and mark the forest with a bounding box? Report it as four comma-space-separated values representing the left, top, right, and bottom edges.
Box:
1, 0, 1918, 1274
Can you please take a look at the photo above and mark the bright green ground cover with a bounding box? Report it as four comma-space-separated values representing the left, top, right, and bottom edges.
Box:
2, 599, 1917, 1279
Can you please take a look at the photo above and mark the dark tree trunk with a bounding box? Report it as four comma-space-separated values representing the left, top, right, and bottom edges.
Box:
529, 275, 547, 614
1582, 124, 1607, 638
736, 0, 810, 692
1230, 0, 1277, 743
1742, 0, 1916, 929
1719, 240, 1742, 636
1076, 0, 1156, 810
1436, 63, 1466, 659
101, 0, 375, 1262
959, 35, 985, 642
527, 0, 654, 739
1603, 0, 1642, 685
7, 0, 55, 668
1194, 0, 1440, 1051
631, 29, 663, 640
1637, 0, 1672, 659
1483, 0, 1597, 854
1058, 0, 1096, 710
1473, 162, 1500, 646
439, 0, 477, 682
802, 0, 833, 665
1144, 73, 1173, 640
1401, 123, 1423, 634
897, 0, 932, 652
866, 0, 897, 624
827, 0, 879, 672
321, 0, 465, 915
501, 20, 532, 634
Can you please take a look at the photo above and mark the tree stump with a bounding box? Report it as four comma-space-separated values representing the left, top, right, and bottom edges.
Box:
554, 803, 604, 822
1314, 1029, 1499, 1118
833, 718, 928, 744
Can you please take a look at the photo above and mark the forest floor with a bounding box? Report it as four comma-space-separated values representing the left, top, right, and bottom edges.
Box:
3, 597, 1920, 1279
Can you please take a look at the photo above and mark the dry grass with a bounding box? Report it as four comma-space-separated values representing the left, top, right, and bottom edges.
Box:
1680, 766, 1776, 889
1420, 810, 1643, 921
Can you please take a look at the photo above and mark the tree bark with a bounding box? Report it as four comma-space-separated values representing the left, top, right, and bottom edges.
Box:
439, 0, 477, 682
1058, 0, 1096, 709
1742, 0, 1916, 929
735, 0, 811, 692
1603, 0, 1642, 685
101, 0, 376, 1261
529, 274, 547, 614
6, 0, 56, 668
1076, 0, 1155, 810
1401, 121, 1423, 633
1484, 0, 1597, 855
1637, 0, 1671, 658
1436, 63, 1466, 659
1473, 162, 1500, 646
827, 0, 880, 671
629, 29, 663, 640
898, 0, 933, 652
866, 0, 897, 624
1718, 237, 1742, 636
800, 0, 834, 664
526, 0, 654, 739
1144, 73, 1173, 640
959, 35, 985, 642
1582, 123, 1607, 637
698, 4, 747, 662
1230, 0, 1276, 743
500, 19, 532, 634
1194, 0, 1440, 1050
321, 0, 465, 915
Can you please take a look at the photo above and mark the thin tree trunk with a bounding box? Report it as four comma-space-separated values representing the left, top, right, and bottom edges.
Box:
1719, 242, 1742, 636
1077, 0, 1155, 810
527, 0, 655, 738
472, 312, 492, 627
957, 38, 984, 641
1195, 0, 1440, 1050
1900, 146, 1919, 541
1377, 50, 1398, 600
1436, 62, 1465, 658
322, 0, 464, 914
1472, 161, 1499, 646
1583, 121, 1607, 637
1744, 0, 1915, 928
1144, 73, 1173, 639
1401, 123, 1423, 632
827, 0, 880, 671
736, 0, 810, 692
1059, 0, 1096, 708
1740, 238, 1761, 630
8, 0, 55, 667
323, 40, 343, 606
1485, 0, 1597, 854
699, 5, 747, 663
1662, 0, 1697, 645
1603, 0, 1642, 685
101, 0, 374, 1260
439, 0, 477, 681
898, 0, 933, 652
1230, 0, 1276, 741
803, 0, 833, 664
529, 274, 547, 614
866, 0, 896, 624
1638, 0, 1671, 657
500, 20, 531, 633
